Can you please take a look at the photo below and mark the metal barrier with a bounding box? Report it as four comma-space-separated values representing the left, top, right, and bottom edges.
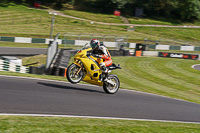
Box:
1, 35, 200, 51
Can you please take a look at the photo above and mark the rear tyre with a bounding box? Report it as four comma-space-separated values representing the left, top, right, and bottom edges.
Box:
66, 63, 83, 84
103, 74, 120, 94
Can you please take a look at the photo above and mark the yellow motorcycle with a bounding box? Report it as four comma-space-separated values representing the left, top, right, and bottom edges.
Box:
66, 43, 121, 94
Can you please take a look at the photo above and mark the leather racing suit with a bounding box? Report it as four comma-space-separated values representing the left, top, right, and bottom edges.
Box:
92, 43, 113, 72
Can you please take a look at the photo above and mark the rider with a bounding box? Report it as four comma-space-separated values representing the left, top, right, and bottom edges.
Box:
90, 39, 113, 81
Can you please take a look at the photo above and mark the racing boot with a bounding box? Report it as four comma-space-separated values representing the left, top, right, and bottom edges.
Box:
99, 63, 108, 82
101, 66, 109, 82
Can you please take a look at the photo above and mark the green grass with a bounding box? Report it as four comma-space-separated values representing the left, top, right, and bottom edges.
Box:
0, 6, 131, 40
22, 54, 46, 67
111, 57, 200, 104
0, 116, 200, 133
136, 27, 200, 45
0, 5, 200, 45
63, 10, 124, 23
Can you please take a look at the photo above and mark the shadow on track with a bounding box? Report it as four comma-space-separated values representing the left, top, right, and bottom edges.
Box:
37, 82, 104, 94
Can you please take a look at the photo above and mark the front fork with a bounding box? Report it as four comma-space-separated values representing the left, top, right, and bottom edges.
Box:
74, 66, 82, 77
73, 60, 83, 77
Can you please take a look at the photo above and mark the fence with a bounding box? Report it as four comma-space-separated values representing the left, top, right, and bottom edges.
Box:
0, 59, 29, 73
1, 36, 200, 51
0, 36, 62, 45
147, 44, 200, 51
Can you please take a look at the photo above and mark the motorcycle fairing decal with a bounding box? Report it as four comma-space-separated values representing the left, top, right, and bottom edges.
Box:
93, 69, 100, 72
88, 56, 99, 66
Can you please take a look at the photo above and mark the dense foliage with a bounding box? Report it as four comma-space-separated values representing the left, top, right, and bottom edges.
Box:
1, 0, 200, 22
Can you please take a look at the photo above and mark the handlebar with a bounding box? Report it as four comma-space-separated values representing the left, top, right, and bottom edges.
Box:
86, 53, 92, 57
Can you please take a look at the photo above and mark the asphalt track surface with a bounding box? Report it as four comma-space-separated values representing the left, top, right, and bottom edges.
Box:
1, 75, 200, 123
192, 64, 200, 71
0, 47, 47, 55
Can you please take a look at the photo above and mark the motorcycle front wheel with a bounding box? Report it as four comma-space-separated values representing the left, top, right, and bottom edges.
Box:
66, 63, 83, 84
103, 74, 120, 94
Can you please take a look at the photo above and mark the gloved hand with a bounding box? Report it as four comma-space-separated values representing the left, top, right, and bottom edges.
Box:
86, 53, 92, 56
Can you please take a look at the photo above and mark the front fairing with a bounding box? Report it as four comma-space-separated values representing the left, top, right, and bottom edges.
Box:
74, 47, 92, 60
73, 47, 104, 86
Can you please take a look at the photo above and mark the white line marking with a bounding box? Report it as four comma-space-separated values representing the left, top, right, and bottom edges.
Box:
0, 113, 200, 124
120, 88, 200, 105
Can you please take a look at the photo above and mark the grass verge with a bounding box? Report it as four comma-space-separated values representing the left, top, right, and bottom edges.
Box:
22, 54, 46, 67
111, 57, 200, 104
0, 116, 200, 133
1, 5, 200, 44
62, 10, 124, 23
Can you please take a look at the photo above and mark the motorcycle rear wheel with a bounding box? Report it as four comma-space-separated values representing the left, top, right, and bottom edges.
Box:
66, 63, 83, 84
103, 74, 120, 94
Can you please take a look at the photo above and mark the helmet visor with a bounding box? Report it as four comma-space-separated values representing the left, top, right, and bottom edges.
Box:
90, 43, 97, 48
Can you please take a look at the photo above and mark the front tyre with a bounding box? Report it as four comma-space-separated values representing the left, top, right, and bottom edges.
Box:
66, 63, 83, 84
103, 74, 120, 94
